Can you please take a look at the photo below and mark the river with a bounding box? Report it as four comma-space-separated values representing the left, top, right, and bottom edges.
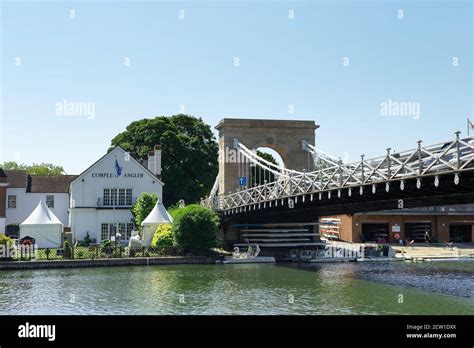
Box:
0, 261, 472, 315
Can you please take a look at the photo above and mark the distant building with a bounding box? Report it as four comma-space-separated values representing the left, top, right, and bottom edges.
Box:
0, 169, 75, 236
1, 144, 166, 245
327, 204, 474, 244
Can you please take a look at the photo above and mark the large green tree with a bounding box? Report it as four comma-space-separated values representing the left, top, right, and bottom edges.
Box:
0, 161, 65, 175
251, 150, 279, 186
131, 192, 158, 231
110, 114, 218, 206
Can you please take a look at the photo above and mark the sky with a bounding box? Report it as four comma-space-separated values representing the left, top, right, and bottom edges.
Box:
1, 0, 472, 174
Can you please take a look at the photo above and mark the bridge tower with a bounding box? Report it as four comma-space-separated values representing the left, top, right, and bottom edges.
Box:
216, 118, 318, 195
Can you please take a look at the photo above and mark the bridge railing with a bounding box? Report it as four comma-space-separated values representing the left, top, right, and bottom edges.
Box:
202, 134, 474, 213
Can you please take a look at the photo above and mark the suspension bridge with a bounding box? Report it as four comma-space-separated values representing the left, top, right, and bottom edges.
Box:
201, 119, 474, 251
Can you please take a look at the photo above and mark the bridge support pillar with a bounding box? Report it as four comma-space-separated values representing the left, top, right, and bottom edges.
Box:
216, 118, 318, 195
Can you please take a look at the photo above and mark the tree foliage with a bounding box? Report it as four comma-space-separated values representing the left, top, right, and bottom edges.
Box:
0, 233, 13, 245
171, 204, 219, 255
131, 192, 158, 231
0, 161, 65, 175
110, 114, 218, 206
251, 150, 279, 186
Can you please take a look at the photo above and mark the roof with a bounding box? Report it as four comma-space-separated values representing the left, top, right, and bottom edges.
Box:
4, 170, 28, 188
71, 145, 164, 186
0, 168, 6, 184
29, 175, 77, 193
142, 200, 173, 225
20, 199, 63, 226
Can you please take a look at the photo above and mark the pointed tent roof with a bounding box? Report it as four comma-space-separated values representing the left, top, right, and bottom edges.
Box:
20, 199, 63, 226
142, 199, 173, 225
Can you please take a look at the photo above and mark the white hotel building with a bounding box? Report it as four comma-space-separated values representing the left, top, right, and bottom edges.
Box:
1, 145, 164, 244
69, 145, 163, 243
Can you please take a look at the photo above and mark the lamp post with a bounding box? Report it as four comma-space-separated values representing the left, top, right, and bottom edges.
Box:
115, 232, 121, 256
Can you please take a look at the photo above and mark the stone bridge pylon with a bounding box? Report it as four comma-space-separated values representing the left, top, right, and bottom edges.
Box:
216, 118, 318, 195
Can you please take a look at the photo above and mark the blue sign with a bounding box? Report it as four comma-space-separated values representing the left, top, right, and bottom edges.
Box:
239, 176, 247, 186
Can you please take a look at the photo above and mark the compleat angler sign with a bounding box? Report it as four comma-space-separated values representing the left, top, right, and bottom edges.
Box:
91, 158, 144, 178
91, 173, 144, 178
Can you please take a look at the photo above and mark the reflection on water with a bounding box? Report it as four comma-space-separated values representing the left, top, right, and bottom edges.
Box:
0, 261, 472, 315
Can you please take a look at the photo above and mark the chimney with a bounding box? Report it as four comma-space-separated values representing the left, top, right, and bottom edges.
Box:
147, 151, 155, 173
154, 144, 162, 176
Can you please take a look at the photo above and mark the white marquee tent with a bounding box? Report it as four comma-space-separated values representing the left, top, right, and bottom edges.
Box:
141, 200, 173, 246
19, 199, 63, 248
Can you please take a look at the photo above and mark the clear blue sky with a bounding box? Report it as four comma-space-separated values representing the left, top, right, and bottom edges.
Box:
1, 0, 472, 174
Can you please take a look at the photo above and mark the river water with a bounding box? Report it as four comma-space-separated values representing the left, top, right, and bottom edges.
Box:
0, 261, 472, 315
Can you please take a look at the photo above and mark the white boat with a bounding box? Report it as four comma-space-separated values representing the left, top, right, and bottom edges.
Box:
221, 256, 276, 264
219, 244, 275, 264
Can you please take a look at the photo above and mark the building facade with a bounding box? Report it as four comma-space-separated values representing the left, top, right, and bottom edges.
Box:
0, 169, 75, 236
0, 169, 7, 233
328, 204, 474, 244
69, 145, 163, 243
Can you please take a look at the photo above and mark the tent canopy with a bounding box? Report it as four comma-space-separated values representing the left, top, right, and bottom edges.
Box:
141, 200, 173, 226
20, 199, 63, 226
19, 199, 63, 248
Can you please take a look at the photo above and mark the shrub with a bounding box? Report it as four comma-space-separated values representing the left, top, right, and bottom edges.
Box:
0, 233, 13, 245
0, 233, 15, 260
151, 224, 174, 247
131, 193, 158, 231
63, 241, 72, 259
171, 204, 219, 255
101, 239, 112, 254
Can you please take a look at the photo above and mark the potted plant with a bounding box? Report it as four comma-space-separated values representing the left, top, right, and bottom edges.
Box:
63, 241, 72, 259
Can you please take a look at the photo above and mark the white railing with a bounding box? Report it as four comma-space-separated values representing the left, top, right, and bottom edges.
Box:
202, 132, 474, 213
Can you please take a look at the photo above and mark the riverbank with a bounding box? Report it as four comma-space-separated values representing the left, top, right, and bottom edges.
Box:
0, 256, 215, 270
326, 241, 474, 261
392, 243, 474, 260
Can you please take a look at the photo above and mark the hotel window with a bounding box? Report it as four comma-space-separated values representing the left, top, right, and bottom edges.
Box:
103, 189, 110, 206
118, 189, 125, 206
46, 195, 54, 208
110, 189, 118, 206
118, 223, 126, 238
126, 223, 134, 240
101, 223, 109, 241
126, 189, 133, 206
7, 195, 16, 208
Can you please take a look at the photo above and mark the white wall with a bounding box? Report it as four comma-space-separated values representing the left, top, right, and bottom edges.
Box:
19, 224, 62, 248
70, 147, 162, 208
71, 209, 135, 242
5, 188, 70, 226
0, 218, 5, 234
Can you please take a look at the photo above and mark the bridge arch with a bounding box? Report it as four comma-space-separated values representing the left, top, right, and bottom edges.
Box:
216, 118, 318, 195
